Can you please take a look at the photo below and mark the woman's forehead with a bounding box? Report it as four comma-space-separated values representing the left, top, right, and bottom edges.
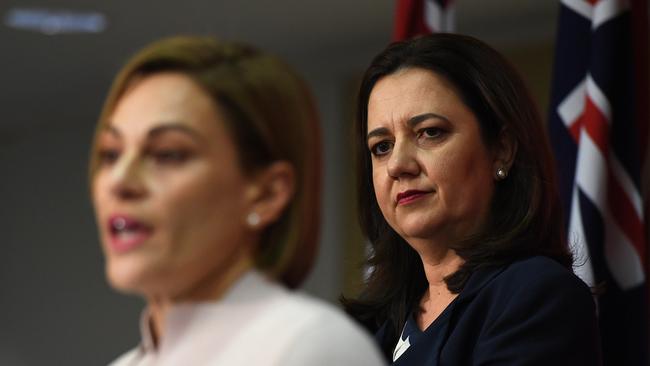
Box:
108, 73, 226, 141
367, 69, 464, 129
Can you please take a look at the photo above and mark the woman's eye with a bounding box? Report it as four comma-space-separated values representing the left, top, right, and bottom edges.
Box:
97, 149, 120, 165
419, 127, 443, 139
370, 141, 393, 156
151, 149, 189, 164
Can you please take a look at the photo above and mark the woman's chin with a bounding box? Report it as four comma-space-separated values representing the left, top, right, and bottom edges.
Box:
394, 221, 440, 242
105, 259, 156, 296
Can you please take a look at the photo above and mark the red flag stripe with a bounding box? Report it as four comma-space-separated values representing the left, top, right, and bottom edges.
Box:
393, 0, 430, 41
582, 96, 609, 154
393, 0, 455, 41
608, 168, 647, 260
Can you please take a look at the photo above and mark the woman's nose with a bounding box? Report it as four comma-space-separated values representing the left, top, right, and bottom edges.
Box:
387, 141, 420, 179
109, 151, 146, 200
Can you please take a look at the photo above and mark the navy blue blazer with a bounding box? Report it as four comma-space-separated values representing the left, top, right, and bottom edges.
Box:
376, 256, 602, 365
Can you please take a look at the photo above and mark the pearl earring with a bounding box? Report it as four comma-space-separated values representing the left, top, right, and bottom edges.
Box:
496, 167, 508, 180
246, 212, 261, 227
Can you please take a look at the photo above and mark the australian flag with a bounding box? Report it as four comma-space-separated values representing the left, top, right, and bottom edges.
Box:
393, 0, 455, 40
548, 0, 649, 364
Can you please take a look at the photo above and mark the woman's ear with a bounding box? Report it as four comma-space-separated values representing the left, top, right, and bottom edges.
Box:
493, 127, 518, 174
244, 161, 295, 230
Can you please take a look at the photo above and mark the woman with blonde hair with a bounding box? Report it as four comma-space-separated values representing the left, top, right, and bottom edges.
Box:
90, 35, 384, 365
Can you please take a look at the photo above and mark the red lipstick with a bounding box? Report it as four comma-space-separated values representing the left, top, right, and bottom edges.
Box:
107, 215, 153, 253
396, 190, 430, 205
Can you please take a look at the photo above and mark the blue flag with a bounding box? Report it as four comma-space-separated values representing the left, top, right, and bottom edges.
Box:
548, 0, 649, 364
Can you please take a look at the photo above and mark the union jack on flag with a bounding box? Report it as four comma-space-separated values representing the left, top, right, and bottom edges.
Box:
548, 0, 649, 364
393, 0, 455, 41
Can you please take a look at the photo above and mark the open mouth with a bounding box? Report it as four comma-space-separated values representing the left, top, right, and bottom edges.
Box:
107, 215, 153, 253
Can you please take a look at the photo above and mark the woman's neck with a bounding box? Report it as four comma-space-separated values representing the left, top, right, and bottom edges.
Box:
419, 247, 463, 285
415, 248, 463, 331
146, 252, 254, 347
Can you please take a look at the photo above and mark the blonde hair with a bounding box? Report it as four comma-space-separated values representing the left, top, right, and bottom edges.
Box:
89, 36, 322, 288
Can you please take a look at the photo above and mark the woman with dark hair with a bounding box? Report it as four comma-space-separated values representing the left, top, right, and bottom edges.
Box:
90, 36, 384, 365
344, 33, 601, 364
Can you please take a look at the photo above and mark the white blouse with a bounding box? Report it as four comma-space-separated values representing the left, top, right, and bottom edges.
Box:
108, 271, 386, 366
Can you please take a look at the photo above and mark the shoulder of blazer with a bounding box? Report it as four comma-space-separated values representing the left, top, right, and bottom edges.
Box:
455, 255, 589, 307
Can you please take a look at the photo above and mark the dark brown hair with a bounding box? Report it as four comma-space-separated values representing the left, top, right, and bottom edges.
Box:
344, 33, 571, 339
89, 36, 322, 288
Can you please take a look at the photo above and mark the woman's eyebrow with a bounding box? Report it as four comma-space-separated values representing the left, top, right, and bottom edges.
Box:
367, 127, 390, 142
367, 112, 450, 142
407, 112, 449, 128
101, 122, 205, 142
101, 125, 121, 138
146, 123, 203, 142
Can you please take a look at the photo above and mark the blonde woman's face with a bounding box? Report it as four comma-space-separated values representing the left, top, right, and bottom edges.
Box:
92, 72, 256, 299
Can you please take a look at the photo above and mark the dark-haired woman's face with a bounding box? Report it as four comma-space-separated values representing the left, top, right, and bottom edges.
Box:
366, 68, 497, 249
92, 72, 257, 299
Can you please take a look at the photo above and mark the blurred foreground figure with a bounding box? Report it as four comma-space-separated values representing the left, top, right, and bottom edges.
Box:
90, 36, 385, 366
